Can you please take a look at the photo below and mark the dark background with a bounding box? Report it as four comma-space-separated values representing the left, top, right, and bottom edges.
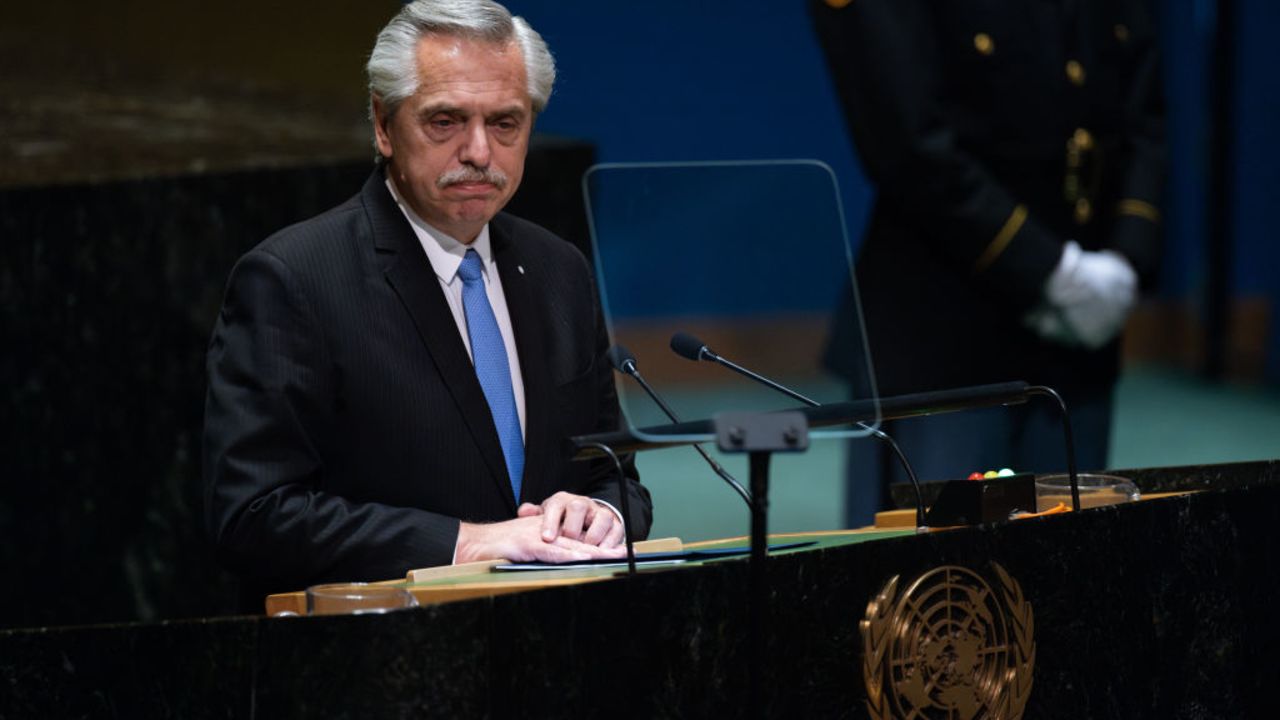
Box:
2, 1, 1277, 628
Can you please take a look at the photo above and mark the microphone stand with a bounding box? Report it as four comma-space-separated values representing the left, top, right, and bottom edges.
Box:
710, 410, 809, 720
613, 355, 752, 507
680, 339, 927, 529
576, 441, 637, 576
1027, 385, 1081, 512
576, 378, 1081, 516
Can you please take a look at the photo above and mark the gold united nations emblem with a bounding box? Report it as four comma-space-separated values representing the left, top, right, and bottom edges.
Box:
861, 564, 1035, 719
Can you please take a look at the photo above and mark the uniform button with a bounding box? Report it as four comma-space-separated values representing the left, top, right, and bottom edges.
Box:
1074, 198, 1093, 224
1114, 24, 1131, 42
1072, 127, 1094, 151
1065, 59, 1086, 86
973, 33, 995, 55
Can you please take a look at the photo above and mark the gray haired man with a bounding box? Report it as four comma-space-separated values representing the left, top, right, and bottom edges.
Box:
204, 0, 651, 597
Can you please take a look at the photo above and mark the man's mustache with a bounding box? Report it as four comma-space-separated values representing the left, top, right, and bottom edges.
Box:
436, 166, 509, 189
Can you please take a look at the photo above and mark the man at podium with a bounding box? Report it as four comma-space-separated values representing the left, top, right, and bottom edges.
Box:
202, 0, 651, 600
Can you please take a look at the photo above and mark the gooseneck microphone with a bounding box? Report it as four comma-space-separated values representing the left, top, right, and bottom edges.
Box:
669, 331, 927, 528
607, 345, 752, 507
670, 332, 820, 406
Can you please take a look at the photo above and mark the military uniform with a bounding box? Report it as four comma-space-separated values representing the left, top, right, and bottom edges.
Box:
810, 0, 1165, 513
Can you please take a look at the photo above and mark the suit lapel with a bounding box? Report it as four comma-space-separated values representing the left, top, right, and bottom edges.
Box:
363, 172, 517, 511
491, 219, 553, 506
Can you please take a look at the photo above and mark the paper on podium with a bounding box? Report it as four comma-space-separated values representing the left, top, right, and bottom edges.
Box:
491, 540, 817, 571
404, 536, 685, 582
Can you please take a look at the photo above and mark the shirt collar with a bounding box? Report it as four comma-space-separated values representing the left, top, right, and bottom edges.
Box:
384, 174, 492, 284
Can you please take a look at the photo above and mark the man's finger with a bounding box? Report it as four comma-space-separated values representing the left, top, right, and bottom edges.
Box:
528, 542, 593, 564
559, 498, 591, 542
581, 509, 614, 546
524, 535, 622, 563
540, 497, 567, 542
552, 536, 626, 559
601, 522, 625, 549
517, 503, 543, 518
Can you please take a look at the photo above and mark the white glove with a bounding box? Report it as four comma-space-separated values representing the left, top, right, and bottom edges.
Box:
1023, 241, 1137, 350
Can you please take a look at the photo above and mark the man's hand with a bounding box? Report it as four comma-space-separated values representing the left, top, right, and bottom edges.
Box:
454, 514, 625, 564
517, 491, 626, 548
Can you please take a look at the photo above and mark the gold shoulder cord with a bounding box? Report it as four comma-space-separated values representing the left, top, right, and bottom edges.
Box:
1117, 198, 1161, 223
973, 204, 1028, 273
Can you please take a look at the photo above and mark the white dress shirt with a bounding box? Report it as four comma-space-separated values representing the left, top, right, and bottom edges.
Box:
384, 176, 624, 554
385, 177, 526, 441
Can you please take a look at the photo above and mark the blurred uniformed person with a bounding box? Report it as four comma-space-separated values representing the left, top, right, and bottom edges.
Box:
810, 0, 1165, 524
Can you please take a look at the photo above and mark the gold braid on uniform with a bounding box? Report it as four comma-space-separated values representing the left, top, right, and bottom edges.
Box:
973, 204, 1028, 273
1117, 198, 1161, 224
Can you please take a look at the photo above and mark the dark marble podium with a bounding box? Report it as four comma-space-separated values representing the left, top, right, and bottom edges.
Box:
3, 460, 1278, 718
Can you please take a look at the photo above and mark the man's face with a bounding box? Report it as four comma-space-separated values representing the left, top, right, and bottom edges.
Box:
374, 35, 532, 243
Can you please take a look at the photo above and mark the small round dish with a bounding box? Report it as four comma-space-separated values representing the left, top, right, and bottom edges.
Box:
1034, 473, 1140, 512
305, 583, 419, 616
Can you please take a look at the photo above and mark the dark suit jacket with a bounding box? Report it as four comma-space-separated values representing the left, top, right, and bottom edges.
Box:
203, 170, 651, 594
812, 0, 1164, 397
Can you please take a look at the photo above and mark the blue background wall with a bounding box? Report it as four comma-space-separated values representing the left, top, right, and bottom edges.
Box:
508, 1, 873, 236
1231, 0, 1280, 380
503, 0, 1280, 381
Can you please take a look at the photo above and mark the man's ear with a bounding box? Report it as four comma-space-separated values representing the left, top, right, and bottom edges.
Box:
372, 96, 394, 159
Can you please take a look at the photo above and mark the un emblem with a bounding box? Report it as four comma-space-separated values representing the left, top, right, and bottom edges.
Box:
861, 564, 1035, 719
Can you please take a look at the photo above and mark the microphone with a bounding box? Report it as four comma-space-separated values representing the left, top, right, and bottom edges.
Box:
669, 332, 713, 363
671, 331, 820, 407
607, 345, 752, 507
669, 331, 927, 528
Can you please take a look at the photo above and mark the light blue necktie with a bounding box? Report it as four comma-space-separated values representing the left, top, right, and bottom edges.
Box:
457, 249, 524, 500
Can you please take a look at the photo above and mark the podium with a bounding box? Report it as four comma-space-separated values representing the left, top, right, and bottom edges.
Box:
3, 459, 1279, 718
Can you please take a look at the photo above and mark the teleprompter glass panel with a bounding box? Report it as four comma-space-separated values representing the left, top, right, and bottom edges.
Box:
583, 160, 880, 444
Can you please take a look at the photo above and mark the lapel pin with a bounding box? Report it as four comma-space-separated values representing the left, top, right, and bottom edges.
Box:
517, 265, 525, 275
